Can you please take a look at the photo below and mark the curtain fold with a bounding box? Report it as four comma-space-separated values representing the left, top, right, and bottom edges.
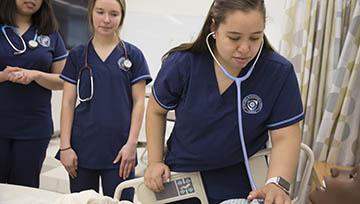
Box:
279, 1, 360, 203
280, 0, 360, 166
314, 0, 360, 165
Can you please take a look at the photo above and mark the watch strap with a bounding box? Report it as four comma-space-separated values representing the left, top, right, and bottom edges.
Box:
265, 176, 290, 194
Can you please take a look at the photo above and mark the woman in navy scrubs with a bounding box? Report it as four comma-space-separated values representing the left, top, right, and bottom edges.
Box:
0, 0, 67, 188
145, 0, 304, 204
59, 0, 151, 200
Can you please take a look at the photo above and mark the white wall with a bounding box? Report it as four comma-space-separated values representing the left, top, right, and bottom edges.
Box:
122, 0, 287, 78
51, 0, 287, 131
264, 0, 287, 49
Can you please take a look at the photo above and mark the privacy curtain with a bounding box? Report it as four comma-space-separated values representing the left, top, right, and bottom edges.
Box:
280, 0, 360, 166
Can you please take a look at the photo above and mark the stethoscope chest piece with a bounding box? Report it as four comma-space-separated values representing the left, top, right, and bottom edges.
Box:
123, 58, 132, 69
28, 39, 38, 48
118, 56, 132, 71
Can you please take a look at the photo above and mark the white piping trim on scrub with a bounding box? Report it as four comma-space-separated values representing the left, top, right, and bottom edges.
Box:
60, 74, 77, 84
53, 53, 69, 61
131, 74, 152, 84
152, 86, 177, 110
267, 112, 304, 128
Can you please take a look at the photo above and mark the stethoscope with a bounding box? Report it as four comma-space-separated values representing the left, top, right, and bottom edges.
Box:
77, 39, 132, 102
206, 32, 264, 191
1, 25, 38, 55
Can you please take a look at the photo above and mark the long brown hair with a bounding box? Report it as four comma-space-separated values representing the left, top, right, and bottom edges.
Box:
87, 0, 126, 34
0, 0, 58, 35
163, 0, 273, 60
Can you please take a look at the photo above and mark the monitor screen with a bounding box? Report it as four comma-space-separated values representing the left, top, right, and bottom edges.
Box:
53, 0, 91, 49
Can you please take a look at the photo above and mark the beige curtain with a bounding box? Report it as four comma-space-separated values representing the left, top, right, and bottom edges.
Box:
280, 0, 360, 166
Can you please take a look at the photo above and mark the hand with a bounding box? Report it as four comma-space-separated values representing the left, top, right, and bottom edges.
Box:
1, 66, 22, 81
247, 184, 291, 204
113, 142, 137, 179
144, 162, 171, 192
60, 148, 78, 179
7, 66, 40, 85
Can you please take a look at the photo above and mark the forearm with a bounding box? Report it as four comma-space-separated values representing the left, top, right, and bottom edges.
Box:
146, 99, 167, 164
34, 59, 66, 90
34, 71, 64, 90
60, 91, 76, 149
127, 100, 145, 145
60, 105, 75, 148
267, 124, 301, 182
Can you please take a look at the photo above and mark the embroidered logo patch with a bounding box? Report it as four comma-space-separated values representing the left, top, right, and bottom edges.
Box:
37, 35, 51, 47
242, 94, 263, 114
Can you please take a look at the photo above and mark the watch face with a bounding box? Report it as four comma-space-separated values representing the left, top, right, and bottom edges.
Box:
278, 177, 290, 191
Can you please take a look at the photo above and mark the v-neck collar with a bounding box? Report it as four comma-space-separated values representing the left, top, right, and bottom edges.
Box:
8, 24, 33, 37
19, 25, 33, 37
90, 41, 119, 64
208, 53, 255, 97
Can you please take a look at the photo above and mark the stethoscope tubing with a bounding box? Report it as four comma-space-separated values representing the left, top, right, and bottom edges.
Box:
77, 38, 131, 102
1, 25, 37, 55
206, 32, 264, 191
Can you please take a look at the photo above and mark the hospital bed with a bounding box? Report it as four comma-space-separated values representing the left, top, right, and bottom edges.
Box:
114, 143, 314, 204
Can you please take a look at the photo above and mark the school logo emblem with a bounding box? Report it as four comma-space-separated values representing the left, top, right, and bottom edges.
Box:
242, 94, 263, 114
37, 35, 51, 47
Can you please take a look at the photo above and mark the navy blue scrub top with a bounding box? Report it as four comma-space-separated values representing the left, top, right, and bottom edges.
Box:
152, 49, 304, 198
0, 25, 68, 140
60, 41, 152, 169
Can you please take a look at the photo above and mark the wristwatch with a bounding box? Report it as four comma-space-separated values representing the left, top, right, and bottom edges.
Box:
265, 176, 290, 194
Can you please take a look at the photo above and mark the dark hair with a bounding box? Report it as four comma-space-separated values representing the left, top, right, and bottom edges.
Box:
87, 0, 126, 34
163, 0, 273, 59
0, 0, 58, 35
